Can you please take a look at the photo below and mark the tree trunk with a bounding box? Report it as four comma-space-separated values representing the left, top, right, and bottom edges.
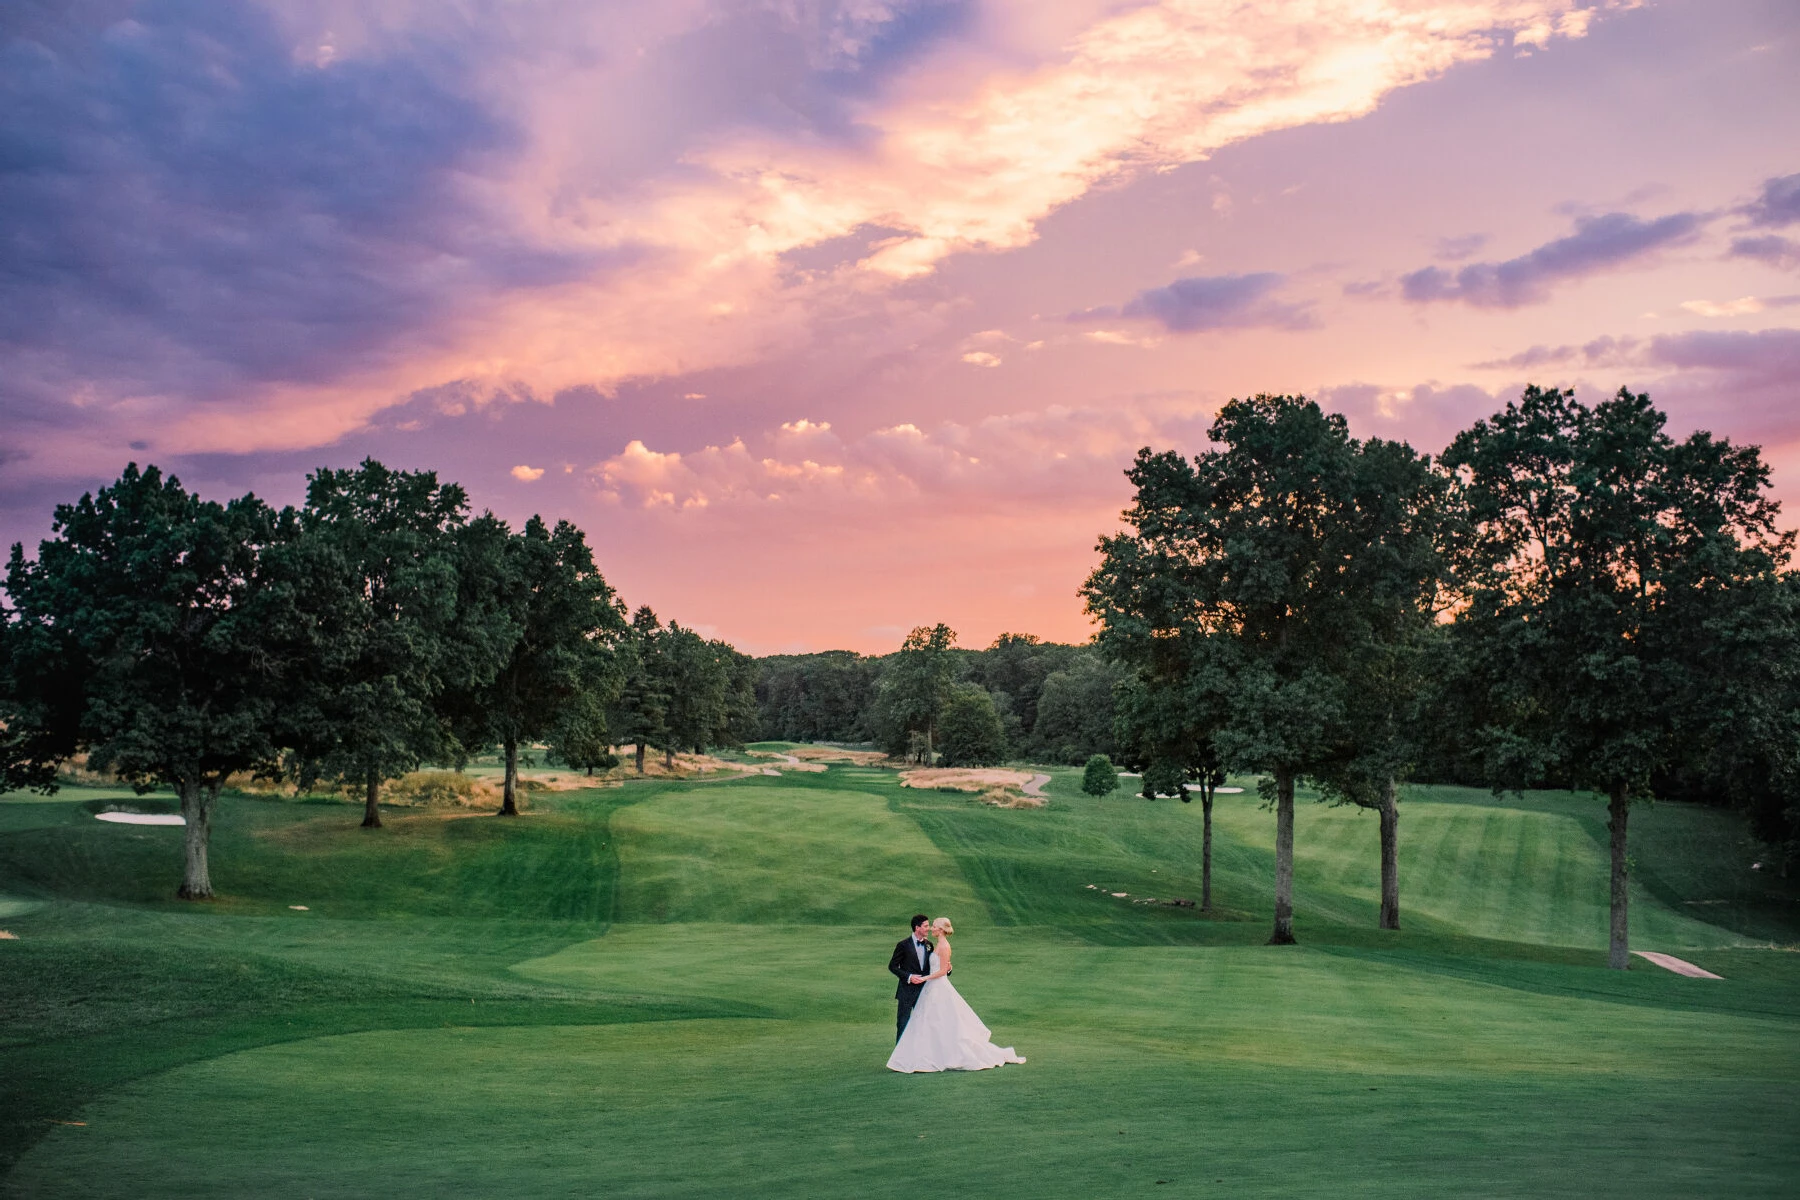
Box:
500, 736, 520, 817
1608, 784, 1630, 969
664, 745, 675, 770
1379, 775, 1400, 931
361, 765, 382, 829
1201, 785, 1214, 913
176, 780, 215, 900
1269, 769, 1296, 945
635, 740, 646, 773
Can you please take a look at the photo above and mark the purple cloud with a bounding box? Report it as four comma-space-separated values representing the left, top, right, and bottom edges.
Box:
1469, 335, 1642, 372
1092, 272, 1314, 332
1399, 211, 1702, 308
1645, 327, 1800, 380
0, 4, 532, 408
1729, 235, 1800, 270
1739, 172, 1800, 229
1434, 233, 1487, 261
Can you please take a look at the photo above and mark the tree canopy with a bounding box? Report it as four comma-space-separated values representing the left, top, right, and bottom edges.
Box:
1087, 394, 1368, 944
1443, 385, 1791, 966
1, 465, 290, 897
447, 515, 627, 816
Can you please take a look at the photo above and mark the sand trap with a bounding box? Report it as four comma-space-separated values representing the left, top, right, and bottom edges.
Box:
900, 768, 1035, 791
0, 931, 17, 940
96, 811, 184, 826
766, 746, 892, 766
1632, 951, 1723, 979
744, 751, 828, 773
1215, 786, 1245, 794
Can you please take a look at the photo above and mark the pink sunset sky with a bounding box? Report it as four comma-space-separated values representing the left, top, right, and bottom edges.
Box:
2, 0, 1797, 654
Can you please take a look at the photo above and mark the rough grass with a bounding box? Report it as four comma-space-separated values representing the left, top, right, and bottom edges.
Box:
2, 768, 1797, 1198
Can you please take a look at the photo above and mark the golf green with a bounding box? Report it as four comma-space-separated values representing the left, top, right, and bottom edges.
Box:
2, 771, 1797, 1197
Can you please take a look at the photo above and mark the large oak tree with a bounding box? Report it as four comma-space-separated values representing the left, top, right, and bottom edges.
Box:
1444, 386, 1790, 968
1, 466, 290, 898
449, 516, 626, 816
1087, 395, 1364, 944
283, 460, 473, 828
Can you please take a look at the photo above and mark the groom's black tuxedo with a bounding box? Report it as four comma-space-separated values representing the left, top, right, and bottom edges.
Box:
888, 934, 933, 1042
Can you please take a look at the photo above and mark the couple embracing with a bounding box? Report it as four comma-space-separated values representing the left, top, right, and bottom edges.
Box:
885, 914, 1025, 1073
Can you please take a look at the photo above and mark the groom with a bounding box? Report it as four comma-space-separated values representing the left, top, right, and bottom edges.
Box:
887, 914, 933, 1041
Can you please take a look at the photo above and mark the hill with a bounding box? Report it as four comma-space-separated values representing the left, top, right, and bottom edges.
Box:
2, 764, 1797, 1197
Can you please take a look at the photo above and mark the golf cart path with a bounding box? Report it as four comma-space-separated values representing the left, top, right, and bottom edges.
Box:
1023, 773, 1051, 797
1633, 951, 1723, 979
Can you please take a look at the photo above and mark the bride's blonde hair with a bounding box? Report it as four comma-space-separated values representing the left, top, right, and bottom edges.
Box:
931, 917, 954, 935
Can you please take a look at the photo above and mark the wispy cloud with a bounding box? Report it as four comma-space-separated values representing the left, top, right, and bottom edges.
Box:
588, 402, 1217, 515
1400, 210, 1703, 307
1737, 172, 1800, 229
1468, 334, 1642, 371
0, 0, 1614, 473
1679, 295, 1800, 317
1722, 172, 1800, 271
1073, 272, 1313, 333
1730, 235, 1800, 270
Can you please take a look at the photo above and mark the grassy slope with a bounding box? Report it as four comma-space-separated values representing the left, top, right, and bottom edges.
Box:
2, 770, 1797, 1198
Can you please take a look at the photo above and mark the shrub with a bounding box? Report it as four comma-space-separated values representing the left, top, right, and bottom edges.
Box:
1082, 754, 1119, 797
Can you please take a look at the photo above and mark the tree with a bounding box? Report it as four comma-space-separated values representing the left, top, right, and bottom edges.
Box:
1309, 437, 1454, 930
1081, 754, 1119, 796
966, 633, 1079, 749
1443, 386, 1791, 968
0, 466, 288, 898
1112, 662, 1228, 909
1676, 571, 1800, 873
550, 688, 621, 775
937, 684, 1007, 767
283, 460, 472, 829
1086, 395, 1364, 945
612, 607, 671, 773
449, 516, 626, 816
874, 624, 959, 762
1031, 652, 1124, 764
659, 624, 756, 765
753, 651, 880, 742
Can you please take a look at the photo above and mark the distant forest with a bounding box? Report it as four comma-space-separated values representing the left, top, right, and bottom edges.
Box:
752, 632, 1122, 765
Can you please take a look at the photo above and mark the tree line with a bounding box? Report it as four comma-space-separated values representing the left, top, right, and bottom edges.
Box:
1086, 387, 1799, 968
754, 629, 1125, 766
0, 460, 755, 899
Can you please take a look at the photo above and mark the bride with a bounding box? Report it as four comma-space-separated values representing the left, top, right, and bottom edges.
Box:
886, 917, 1025, 1073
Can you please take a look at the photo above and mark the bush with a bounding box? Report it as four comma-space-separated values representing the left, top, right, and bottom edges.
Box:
1081, 754, 1119, 797
937, 684, 1007, 767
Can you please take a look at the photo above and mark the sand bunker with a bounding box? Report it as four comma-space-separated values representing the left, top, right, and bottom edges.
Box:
96, 811, 184, 826
745, 751, 828, 773
776, 746, 892, 766
1632, 951, 1724, 979
1215, 786, 1245, 794
899, 768, 1035, 791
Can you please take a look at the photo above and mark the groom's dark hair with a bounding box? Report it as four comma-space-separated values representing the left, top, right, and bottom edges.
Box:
911, 914, 929, 931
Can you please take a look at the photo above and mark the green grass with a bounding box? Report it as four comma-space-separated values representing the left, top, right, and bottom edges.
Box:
2, 768, 1798, 1198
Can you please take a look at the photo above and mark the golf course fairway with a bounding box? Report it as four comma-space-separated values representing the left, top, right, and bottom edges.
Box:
2, 764, 1796, 1197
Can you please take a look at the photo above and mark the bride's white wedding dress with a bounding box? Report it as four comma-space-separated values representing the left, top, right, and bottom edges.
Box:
886, 950, 1025, 1073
